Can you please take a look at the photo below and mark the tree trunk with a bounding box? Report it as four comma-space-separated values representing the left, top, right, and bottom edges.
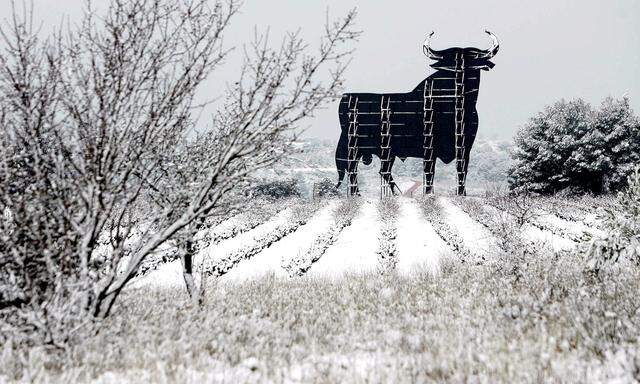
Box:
180, 238, 197, 300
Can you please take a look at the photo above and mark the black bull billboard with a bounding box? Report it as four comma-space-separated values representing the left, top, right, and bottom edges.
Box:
335, 31, 499, 196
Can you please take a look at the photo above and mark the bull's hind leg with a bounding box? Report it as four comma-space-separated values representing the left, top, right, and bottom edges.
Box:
379, 156, 397, 197
456, 152, 470, 196
423, 149, 436, 194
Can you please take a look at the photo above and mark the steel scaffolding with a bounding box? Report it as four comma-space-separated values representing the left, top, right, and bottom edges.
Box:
347, 95, 360, 196
380, 95, 393, 198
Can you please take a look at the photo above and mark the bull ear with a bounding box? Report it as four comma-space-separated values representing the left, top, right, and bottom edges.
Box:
479, 60, 496, 70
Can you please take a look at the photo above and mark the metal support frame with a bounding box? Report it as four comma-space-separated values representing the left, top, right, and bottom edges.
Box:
380, 95, 393, 198
347, 96, 359, 196
454, 52, 467, 196
422, 78, 435, 194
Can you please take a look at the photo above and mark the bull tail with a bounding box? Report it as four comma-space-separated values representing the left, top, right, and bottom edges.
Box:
336, 169, 346, 189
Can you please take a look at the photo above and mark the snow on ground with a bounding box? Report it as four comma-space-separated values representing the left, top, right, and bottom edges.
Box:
478, 203, 576, 252
536, 210, 605, 239
220, 201, 338, 284
129, 257, 184, 290
438, 196, 500, 259
582, 212, 602, 228
307, 199, 380, 278
131, 208, 293, 289
522, 224, 576, 251
130, 195, 603, 288
199, 207, 292, 265
395, 198, 448, 275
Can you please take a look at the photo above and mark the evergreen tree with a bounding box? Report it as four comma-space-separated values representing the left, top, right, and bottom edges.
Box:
508, 97, 640, 194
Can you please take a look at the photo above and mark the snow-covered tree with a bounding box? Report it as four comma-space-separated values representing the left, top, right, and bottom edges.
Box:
0, 0, 358, 345
590, 97, 640, 191
508, 97, 640, 194
585, 167, 640, 274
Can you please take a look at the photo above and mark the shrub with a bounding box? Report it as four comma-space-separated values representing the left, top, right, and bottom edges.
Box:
314, 177, 340, 198
0, 0, 358, 345
509, 97, 640, 195
585, 167, 640, 274
250, 178, 302, 199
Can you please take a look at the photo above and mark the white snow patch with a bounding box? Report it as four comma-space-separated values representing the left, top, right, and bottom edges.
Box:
220, 201, 338, 284
129, 258, 184, 290
537, 210, 604, 239
308, 199, 380, 277
131, 208, 293, 289
522, 224, 576, 251
199, 208, 292, 266
395, 198, 447, 275
438, 197, 499, 259
479, 203, 576, 252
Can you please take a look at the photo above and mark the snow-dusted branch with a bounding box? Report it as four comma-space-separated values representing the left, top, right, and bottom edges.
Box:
0, 0, 359, 345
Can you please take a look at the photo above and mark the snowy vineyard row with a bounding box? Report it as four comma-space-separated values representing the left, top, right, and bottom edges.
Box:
136, 195, 608, 286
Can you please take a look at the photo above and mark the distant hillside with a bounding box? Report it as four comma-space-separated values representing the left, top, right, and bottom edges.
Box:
259, 138, 513, 196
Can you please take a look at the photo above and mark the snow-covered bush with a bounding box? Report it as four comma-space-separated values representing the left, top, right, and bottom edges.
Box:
314, 178, 340, 198
585, 167, 640, 274
249, 178, 302, 199
509, 97, 640, 195
0, 0, 359, 346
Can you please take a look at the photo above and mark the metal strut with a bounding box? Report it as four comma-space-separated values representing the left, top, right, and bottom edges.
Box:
422, 78, 435, 194
347, 96, 359, 196
380, 95, 393, 198
454, 52, 467, 196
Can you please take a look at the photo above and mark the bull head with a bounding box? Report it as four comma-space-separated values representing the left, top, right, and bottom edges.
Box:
423, 30, 499, 71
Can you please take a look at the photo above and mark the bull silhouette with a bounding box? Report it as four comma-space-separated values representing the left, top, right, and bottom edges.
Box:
335, 31, 499, 196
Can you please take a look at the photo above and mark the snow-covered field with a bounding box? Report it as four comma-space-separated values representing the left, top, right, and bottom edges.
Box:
134, 194, 604, 289
15, 194, 638, 384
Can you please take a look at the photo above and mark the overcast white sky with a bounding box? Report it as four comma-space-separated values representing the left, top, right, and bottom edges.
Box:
4, 0, 639, 140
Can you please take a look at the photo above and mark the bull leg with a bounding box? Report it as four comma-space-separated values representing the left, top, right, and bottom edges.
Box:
456, 152, 470, 196
379, 156, 395, 197
423, 149, 436, 194
388, 173, 401, 195
348, 158, 359, 196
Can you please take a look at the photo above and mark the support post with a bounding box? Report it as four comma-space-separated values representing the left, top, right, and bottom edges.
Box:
347, 96, 360, 196
422, 78, 436, 194
454, 52, 467, 196
380, 95, 393, 198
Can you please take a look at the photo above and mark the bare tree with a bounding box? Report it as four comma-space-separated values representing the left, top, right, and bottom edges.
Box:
0, 0, 358, 346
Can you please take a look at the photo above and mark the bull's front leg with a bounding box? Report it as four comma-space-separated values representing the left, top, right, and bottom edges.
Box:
348, 157, 360, 196
423, 149, 436, 194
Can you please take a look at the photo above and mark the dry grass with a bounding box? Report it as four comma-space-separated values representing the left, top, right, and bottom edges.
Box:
2, 249, 639, 383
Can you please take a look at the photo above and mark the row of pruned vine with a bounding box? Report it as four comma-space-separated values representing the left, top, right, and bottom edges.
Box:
282, 198, 362, 276
418, 197, 481, 264
375, 198, 400, 273
203, 201, 326, 277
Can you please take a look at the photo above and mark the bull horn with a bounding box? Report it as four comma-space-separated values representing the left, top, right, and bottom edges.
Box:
478, 30, 500, 58
422, 31, 444, 60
